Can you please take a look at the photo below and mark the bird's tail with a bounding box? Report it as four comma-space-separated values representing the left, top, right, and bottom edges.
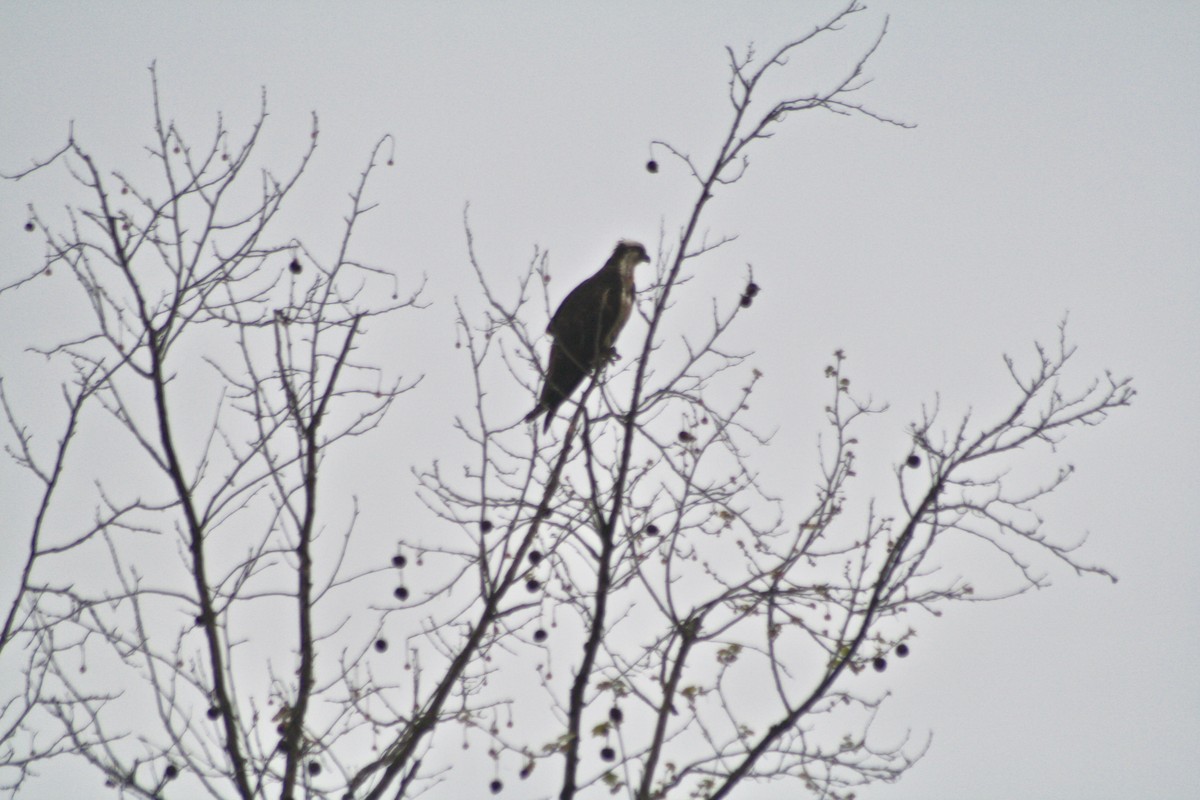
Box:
523, 404, 555, 432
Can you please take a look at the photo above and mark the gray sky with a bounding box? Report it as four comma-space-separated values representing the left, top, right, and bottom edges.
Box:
2, 2, 1197, 798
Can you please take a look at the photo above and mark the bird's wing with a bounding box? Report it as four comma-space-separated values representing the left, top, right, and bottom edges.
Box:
548, 276, 596, 336
548, 276, 612, 369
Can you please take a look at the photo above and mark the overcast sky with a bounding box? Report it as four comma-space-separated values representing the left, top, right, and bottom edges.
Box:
2, 2, 1197, 799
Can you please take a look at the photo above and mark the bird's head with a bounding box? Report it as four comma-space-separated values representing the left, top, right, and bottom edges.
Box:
614, 240, 651, 273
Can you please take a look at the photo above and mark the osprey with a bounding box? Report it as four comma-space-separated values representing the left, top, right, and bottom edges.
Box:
524, 240, 651, 430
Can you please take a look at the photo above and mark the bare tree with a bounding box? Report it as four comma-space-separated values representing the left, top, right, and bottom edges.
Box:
1, 4, 1132, 800
1, 65, 422, 798
409, 4, 1131, 800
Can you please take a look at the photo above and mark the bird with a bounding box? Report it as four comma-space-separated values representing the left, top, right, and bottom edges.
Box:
524, 240, 651, 431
